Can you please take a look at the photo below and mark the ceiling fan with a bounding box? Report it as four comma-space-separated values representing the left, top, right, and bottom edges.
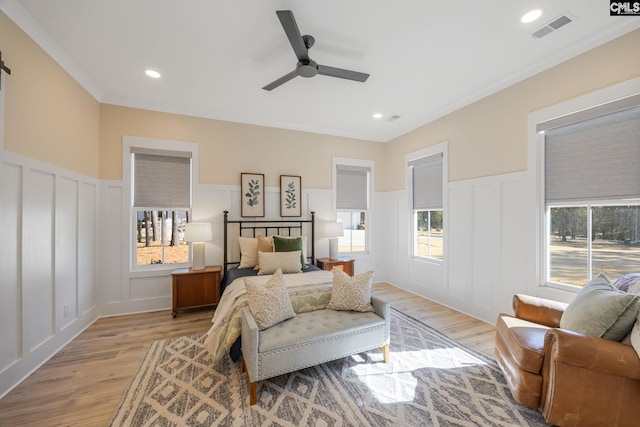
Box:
262, 10, 370, 91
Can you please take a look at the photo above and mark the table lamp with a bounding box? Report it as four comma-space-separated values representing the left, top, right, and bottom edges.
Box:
323, 221, 344, 260
184, 222, 213, 270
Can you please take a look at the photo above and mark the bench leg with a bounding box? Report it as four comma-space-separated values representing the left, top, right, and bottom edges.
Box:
249, 381, 258, 405
380, 344, 390, 363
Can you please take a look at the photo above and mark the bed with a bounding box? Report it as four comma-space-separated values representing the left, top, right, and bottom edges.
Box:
204, 211, 335, 364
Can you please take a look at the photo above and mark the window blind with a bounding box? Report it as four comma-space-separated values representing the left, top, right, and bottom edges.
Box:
133, 152, 191, 208
336, 165, 370, 210
545, 105, 640, 203
410, 153, 443, 210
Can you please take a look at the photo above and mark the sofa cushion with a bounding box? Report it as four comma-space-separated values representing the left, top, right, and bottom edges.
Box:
327, 268, 374, 312
258, 309, 384, 353
245, 269, 296, 330
560, 274, 640, 341
496, 313, 549, 374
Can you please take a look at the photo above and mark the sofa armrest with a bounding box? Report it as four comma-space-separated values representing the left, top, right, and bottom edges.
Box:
241, 307, 259, 381
544, 328, 640, 379
513, 294, 568, 328
371, 295, 391, 344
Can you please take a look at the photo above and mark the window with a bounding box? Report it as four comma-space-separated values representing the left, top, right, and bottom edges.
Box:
541, 96, 640, 287
410, 153, 444, 260
131, 148, 192, 268
335, 162, 371, 253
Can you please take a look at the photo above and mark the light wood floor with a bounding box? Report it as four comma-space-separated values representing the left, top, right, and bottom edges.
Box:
0, 283, 496, 427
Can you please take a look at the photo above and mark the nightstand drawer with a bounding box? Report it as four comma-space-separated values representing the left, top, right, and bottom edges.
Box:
171, 265, 221, 317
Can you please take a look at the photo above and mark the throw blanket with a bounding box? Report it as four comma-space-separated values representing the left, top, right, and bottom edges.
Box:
204, 270, 334, 364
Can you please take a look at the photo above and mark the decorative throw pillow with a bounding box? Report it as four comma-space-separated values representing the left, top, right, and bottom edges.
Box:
327, 268, 375, 312
257, 251, 303, 275
257, 235, 274, 253
245, 269, 296, 330
273, 236, 305, 267
560, 273, 640, 341
250, 235, 274, 271
238, 237, 258, 268
612, 273, 640, 292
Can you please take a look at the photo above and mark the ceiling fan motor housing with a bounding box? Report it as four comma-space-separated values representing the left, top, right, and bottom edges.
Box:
297, 60, 318, 78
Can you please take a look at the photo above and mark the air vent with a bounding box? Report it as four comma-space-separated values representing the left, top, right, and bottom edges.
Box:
387, 115, 401, 122
531, 12, 576, 39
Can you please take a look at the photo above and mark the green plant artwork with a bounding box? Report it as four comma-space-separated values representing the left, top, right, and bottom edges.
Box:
285, 181, 297, 209
245, 179, 260, 207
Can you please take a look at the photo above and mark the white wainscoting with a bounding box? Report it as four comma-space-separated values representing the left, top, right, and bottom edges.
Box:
0, 152, 99, 399
376, 171, 535, 324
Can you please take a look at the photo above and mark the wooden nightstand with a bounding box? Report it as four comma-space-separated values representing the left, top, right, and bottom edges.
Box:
316, 257, 355, 276
171, 265, 221, 317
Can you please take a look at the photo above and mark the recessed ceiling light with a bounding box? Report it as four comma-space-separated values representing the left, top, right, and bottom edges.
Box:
373, 113, 383, 119
521, 8, 543, 24
145, 69, 161, 79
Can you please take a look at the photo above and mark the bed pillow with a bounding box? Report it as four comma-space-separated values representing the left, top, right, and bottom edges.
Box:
238, 237, 258, 268
327, 268, 375, 312
275, 235, 308, 263
245, 269, 296, 330
560, 273, 640, 341
273, 236, 305, 268
257, 250, 303, 275
257, 235, 274, 253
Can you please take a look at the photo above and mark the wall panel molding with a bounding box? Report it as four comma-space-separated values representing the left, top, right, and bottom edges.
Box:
0, 151, 99, 399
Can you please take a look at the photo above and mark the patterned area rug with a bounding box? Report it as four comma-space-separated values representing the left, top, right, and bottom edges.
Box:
110, 309, 549, 426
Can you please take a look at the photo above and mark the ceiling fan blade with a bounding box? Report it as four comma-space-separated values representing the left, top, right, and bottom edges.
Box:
262, 70, 298, 91
317, 65, 369, 82
276, 10, 309, 62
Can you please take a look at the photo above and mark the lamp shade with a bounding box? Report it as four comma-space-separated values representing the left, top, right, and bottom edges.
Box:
184, 222, 212, 242
323, 221, 344, 238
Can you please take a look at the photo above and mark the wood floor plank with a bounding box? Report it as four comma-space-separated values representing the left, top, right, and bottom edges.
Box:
0, 283, 496, 427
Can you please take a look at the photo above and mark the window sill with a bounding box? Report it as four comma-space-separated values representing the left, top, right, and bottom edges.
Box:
410, 256, 444, 267
129, 264, 189, 279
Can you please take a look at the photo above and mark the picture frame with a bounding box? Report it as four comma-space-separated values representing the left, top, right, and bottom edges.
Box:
280, 175, 302, 217
241, 173, 265, 217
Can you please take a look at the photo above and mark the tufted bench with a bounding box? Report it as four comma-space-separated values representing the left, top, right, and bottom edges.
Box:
241, 295, 391, 405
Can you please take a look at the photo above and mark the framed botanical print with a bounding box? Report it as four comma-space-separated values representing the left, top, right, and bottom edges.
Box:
280, 175, 301, 217
241, 173, 265, 217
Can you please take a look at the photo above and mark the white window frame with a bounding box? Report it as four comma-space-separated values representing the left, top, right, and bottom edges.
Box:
332, 157, 373, 255
529, 76, 640, 292
406, 141, 448, 265
123, 136, 198, 273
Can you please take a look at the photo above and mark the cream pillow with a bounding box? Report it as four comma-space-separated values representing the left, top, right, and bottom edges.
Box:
275, 235, 308, 264
327, 268, 375, 312
253, 235, 274, 270
245, 269, 296, 330
257, 251, 303, 275
257, 235, 274, 253
238, 237, 258, 268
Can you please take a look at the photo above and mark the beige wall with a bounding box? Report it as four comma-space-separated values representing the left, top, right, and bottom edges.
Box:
1, 12, 100, 178
379, 29, 640, 192
99, 104, 383, 189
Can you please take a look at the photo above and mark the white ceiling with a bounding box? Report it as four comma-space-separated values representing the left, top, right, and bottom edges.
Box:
4, 0, 639, 142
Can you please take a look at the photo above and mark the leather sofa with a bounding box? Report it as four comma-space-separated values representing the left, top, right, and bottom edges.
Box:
495, 294, 640, 427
